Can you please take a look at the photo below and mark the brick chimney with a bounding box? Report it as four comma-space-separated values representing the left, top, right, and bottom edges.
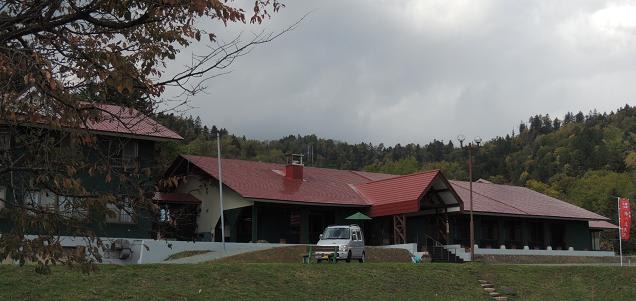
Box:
285, 154, 304, 180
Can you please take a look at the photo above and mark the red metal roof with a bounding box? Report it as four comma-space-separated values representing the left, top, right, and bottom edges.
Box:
180, 155, 387, 206
589, 220, 618, 229
172, 156, 610, 222
450, 180, 609, 221
153, 192, 202, 204
84, 103, 183, 141
354, 171, 441, 217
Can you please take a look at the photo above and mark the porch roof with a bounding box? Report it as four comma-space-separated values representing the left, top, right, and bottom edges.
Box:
450, 180, 610, 221
589, 220, 618, 230
153, 192, 202, 204
354, 170, 462, 217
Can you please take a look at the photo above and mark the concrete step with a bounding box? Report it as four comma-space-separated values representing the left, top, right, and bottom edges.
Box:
489, 292, 501, 297
480, 283, 494, 288
478, 280, 489, 284
483, 288, 495, 293
493, 297, 507, 301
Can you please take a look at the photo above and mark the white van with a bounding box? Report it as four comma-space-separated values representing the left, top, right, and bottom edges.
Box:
314, 225, 365, 263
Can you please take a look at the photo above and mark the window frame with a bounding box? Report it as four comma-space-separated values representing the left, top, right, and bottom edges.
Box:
0, 132, 10, 152
105, 197, 136, 224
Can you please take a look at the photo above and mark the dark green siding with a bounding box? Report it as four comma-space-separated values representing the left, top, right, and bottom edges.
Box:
0, 137, 158, 239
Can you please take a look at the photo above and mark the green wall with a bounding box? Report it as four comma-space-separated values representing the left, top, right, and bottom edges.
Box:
0, 137, 158, 239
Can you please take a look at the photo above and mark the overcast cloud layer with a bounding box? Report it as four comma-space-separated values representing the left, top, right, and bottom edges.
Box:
166, 0, 636, 145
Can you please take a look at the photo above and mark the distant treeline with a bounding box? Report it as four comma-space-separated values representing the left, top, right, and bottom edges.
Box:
155, 104, 636, 252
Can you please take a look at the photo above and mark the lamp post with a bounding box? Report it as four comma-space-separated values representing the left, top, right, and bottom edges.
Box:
457, 135, 481, 261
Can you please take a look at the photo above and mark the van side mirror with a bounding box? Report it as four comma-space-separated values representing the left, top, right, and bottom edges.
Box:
319, 234, 323, 240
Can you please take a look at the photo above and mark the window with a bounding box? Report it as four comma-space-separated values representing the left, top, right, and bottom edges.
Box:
322, 227, 350, 239
105, 139, 139, 169
122, 141, 138, 160
159, 208, 171, 223
0, 133, 10, 151
57, 195, 88, 219
106, 198, 134, 224
591, 231, 601, 251
25, 190, 87, 218
352, 231, 358, 241
121, 141, 139, 169
0, 186, 5, 212
25, 190, 56, 210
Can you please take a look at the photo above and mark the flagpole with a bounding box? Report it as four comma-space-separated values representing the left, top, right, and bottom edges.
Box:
217, 132, 226, 252
617, 197, 623, 267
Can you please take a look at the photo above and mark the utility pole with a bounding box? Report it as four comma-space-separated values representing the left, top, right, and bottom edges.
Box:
217, 131, 226, 252
618, 196, 623, 267
458, 135, 481, 262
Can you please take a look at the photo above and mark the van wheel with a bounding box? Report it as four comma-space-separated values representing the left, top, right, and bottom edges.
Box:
358, 252, 365, 263
346, 251, 351, 263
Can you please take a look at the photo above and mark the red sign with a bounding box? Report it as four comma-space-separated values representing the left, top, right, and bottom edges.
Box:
620, 198, 631, 241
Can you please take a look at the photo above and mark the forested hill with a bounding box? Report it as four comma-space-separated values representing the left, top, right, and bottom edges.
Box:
156, 105, 636, 244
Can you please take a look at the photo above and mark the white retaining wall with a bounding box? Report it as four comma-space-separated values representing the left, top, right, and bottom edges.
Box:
444, 244, 615, 261
474, 247, 615, 257
22, 235, 293, 264
136, 240, 292, 264
378, 243, 417, 255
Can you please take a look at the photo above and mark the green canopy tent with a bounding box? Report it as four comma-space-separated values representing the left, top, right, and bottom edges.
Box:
345, 212, 372, 237
345, 212, 372, 221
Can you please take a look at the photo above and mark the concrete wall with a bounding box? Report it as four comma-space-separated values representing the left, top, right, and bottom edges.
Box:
379, 243, 417, 255
136, 240, 291, 264
14, 235, 293, 264
176, 176, 253, 239
474, 247, 614, 257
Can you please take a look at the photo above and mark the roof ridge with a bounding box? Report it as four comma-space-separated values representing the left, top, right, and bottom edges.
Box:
348, 183, 373, 205
359, 169, 440, 186
348, 170, 398, 181
180, 155, 398, 178
349, 170, 374, 181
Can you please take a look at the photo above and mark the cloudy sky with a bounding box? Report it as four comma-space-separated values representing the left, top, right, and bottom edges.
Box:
167, 0, 636, 145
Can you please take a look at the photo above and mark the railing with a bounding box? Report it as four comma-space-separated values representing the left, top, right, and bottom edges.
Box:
421, 233, 465, 262
421, 233, 443, 251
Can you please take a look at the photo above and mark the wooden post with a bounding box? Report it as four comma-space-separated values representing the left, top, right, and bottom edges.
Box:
251, 204, 258, 242
393, 215, 407, 244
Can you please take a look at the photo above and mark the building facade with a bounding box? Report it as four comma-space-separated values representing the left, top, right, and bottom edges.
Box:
0, 104, 183, 238
157, 155, 617, 257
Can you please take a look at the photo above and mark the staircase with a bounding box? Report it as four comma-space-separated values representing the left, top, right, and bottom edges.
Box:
423, 234, 468, 263
430, 245, 465, 263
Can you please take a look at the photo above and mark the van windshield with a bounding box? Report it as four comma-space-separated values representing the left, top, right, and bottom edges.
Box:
322, 227, 350, 239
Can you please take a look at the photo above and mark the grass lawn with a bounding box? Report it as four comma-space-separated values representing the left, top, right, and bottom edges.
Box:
0, 263, 487, 300
478, 264, 636, 301
2, 263, 636, 300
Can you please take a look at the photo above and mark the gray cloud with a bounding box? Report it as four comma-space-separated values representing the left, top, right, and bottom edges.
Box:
165, 0, 636, 145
